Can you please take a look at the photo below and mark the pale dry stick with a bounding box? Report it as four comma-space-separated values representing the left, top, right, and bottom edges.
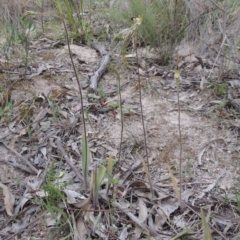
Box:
61, 14, 88, 189
219, 27, 239, 68
0, 158, 34, 174
205, 1, 228, 82
197, 36, 239, 65
217, 0, 238, 65
206, 35, 227, 81
0, 141, 38, 174
217, 0, 228, 82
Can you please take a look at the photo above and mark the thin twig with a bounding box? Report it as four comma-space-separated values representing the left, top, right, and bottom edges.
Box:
0, 159, 34, 174
0, 141, 38, 174
55, 137, 84, 182
4, 211, 47, 240
41, 0, 45, 33
134, 26, 149, 170
112, 201, 158, 237
110, 69, 124, 163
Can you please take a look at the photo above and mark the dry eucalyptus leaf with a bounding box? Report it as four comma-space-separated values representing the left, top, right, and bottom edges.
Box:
45, 212, 61, 227
63, 189, 86, 204
76, 217, 88, 240
0, 182, 15, 216
20, 192, 33, 209
161, 197, 179, 215
138, 198, 148, 223
119, 226, 129, 240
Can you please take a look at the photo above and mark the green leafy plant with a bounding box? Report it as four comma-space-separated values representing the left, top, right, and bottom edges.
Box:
108, 101, 120, 109
109, 0, 188, 64
125, 16, 150, 173
236, 193, 240, 211
3, 14, 35, 75
217, 101, 227, 109
48, 98, 63, 120
0, 101, 13, 122
18, 16, 35, 75
42, 162, 66, 203
183, 157, 195, 180
42, 161, 68, 224
58, 1, 89, 195
211, 82, 229, 97
56, 0, 92, 43
106, 155, 119, 184
106, 155, 119, 201
201, 209, 213, 240
4, 24, 18, 52
96, 87, 107, 100
92, 165, 106, 209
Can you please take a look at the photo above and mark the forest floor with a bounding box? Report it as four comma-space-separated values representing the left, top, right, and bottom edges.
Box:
0, 12, 240, 240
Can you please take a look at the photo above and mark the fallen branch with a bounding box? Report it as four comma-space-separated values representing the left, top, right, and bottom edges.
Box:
1, 141, 38, 174
0, 159, 34, 174
112, 201, 158, 237
89, 43, 110, 92
55, 137, 84, 182
228, 89, 240, 112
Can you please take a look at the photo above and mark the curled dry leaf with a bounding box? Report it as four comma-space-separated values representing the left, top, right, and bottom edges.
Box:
63, 189, 91, 209
76, 217, 88, 240
45, 212, 61, 227
19, 192, 33, 210
138, 198, 148, 223
63, 189, 86, 204
119, 226, 129, 240
0, 182, 15, 216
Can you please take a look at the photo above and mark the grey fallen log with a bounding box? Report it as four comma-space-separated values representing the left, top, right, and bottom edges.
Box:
89, 43, 110, 91
228, 89, 240, 112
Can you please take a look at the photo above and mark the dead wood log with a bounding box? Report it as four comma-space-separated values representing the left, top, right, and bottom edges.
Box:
89, 43, 110, 92
228, 89, 240, 112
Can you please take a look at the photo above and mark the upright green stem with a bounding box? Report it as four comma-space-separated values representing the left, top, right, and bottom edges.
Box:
115, 70, 123, 163
175, 67, 183, 212
134, 25, 149, 170
61, 14, 88, 190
